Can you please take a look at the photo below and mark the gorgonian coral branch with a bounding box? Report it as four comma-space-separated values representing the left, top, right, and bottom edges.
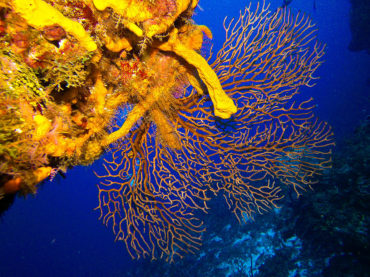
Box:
96, 3, 334, 261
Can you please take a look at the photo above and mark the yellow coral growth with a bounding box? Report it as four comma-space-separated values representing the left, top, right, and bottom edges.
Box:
151, 108, 180, 149
92, 0, 152, 22
33, 166, 52, 183
33, 114, 52, 140
91, 76, 108, 115
103, 36, 132, 53
93, 0, 198, 38
158, 28, 237, 119
11, 0, 97, 51
1, 0, 235, 195
103, 86, 164, 146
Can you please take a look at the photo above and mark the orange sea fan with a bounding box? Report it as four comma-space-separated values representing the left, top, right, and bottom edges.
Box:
96, 3, 334, 261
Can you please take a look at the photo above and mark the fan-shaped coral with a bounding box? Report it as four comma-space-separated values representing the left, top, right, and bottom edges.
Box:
95, 3, 334, 261
0, 0, 333, 261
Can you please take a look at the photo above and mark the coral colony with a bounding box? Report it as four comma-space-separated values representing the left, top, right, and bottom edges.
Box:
0, 0, 333, 261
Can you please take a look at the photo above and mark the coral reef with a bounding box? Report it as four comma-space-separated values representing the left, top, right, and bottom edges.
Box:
1, 0, 234, 198
96, 3, 334, 260
0, 1, 334, 261
126, 118, 369, 276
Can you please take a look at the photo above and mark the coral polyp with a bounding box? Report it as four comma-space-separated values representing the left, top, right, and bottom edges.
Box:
0, 0, 333, 262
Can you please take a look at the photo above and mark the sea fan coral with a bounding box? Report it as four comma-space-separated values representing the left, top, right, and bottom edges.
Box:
0, 0, 333, 262
95, 3, 334, 261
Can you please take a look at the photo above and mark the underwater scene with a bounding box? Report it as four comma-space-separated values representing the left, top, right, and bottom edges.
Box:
0, 0, 369, 276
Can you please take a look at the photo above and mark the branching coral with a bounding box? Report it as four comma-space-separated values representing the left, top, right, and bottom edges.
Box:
95, 3, 334, 261
0, 0, 333, 262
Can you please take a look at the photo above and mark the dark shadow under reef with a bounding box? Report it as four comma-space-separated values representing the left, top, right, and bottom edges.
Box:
0, 193, 15, 218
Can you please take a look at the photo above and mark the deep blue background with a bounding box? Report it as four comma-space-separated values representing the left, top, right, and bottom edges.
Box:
0, 1, 369, 276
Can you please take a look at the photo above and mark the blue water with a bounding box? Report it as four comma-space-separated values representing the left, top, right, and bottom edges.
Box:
0, 1, 369, 276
